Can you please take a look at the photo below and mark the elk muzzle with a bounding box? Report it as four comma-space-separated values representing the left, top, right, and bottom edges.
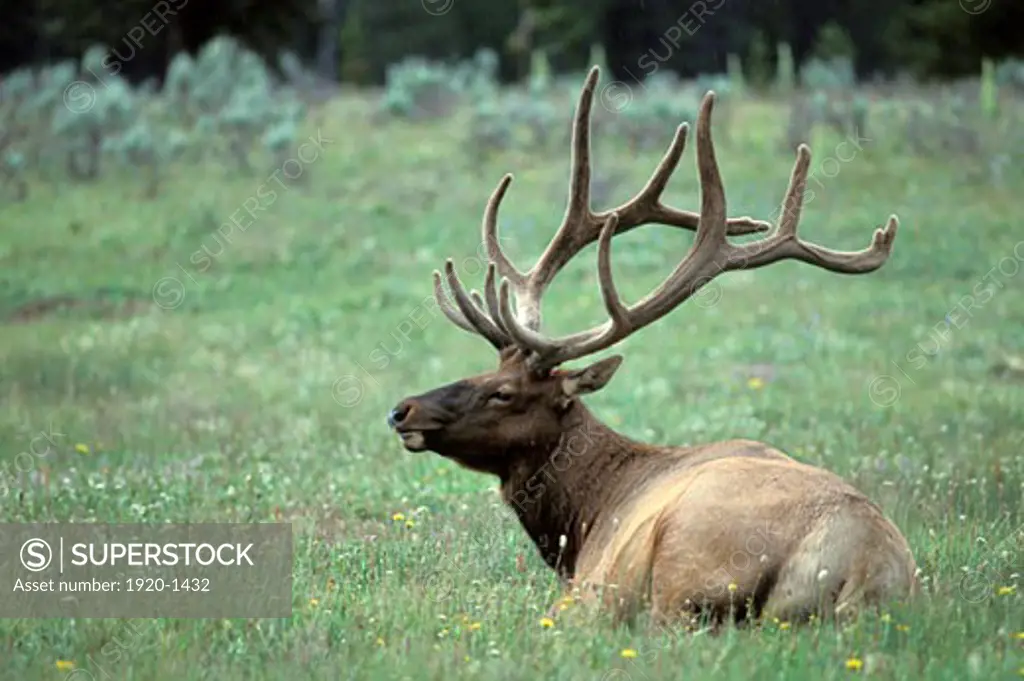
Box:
385, 398, 424, 451
387, 388, 463, 452
386, 401, 412, 429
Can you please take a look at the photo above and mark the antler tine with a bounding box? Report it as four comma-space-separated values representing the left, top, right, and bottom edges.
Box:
432, 270, 479, 335
482, 173, 527, 292
595, 213, 631, 331
689, 92, 729, 256
434, 262, 512, 350
505, 66, 603, 333
725, 144, 900, 273
565, 66, 598, 225
482, 263, 509, 334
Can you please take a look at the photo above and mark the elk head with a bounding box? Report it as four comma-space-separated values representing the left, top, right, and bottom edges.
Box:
387, 345, 623, 474
388, 66, 899, 480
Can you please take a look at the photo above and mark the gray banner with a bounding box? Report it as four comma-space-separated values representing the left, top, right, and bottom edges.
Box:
0, 523, 293, 618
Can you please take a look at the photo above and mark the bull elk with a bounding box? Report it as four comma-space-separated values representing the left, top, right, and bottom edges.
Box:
387, 67, 917, 627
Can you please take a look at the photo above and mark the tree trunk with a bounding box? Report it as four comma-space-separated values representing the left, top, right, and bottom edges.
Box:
316, 0, 340, 81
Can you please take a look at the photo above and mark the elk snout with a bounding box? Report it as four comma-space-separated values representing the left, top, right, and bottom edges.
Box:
388, 397, 438, 452
387, 400, 414, 429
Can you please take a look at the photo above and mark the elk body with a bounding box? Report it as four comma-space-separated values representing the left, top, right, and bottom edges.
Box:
388, 67, 917, 627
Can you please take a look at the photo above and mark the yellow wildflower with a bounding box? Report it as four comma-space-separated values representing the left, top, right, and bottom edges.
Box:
468, 622, 481, 631
997, 585, 1016, 596
405, 519, 415, 529
391, 512, 405, 522
845, 658, 863, 671
308, 598, 319, 607
539, 617, 555, 628
727, 582, 738, 593
747, 377, 765, 390
1014, 631, 1024, 639
74, 443, 89, 454
55, 661, 75, 671
620, 648, 638, 659
779, 622, 791, 630
375, 637, 385, 646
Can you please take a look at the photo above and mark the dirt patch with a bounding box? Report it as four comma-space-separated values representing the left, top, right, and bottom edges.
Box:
6, 295, 154, 324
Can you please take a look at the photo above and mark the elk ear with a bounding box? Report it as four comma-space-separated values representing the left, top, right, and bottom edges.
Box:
560, 355, 624, 399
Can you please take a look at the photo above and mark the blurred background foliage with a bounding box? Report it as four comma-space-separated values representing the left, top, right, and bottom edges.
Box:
2, 0, 1023, 204
1, 0, 1021, 87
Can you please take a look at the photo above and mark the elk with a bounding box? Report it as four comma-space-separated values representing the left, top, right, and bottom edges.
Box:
387, 66, 917, 628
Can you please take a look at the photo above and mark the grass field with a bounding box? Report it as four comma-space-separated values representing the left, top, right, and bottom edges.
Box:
0, 86, 1021, 680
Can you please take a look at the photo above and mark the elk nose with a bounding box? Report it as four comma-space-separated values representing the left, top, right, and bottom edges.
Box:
387, 401, 413, 428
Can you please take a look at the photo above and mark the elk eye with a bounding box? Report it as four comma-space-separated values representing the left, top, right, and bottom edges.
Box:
488, 388, 514, 404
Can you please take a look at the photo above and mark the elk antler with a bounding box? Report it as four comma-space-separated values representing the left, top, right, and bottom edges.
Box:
434, 66, 899, 373
432, 66, 771, 348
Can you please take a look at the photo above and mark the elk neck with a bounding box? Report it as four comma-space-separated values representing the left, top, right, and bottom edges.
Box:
499, 401, 664, 579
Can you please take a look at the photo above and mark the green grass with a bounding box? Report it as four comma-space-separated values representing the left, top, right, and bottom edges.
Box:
0, 92, 1021, 680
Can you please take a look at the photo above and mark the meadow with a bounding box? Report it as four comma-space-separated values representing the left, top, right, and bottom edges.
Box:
0, 43, 1022, 679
